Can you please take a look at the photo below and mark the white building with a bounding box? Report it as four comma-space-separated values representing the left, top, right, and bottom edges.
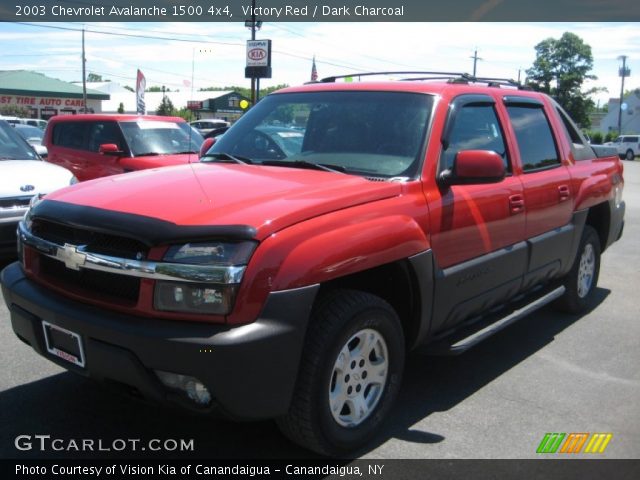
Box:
596, 89, 640, 134
75, 82, 246, 121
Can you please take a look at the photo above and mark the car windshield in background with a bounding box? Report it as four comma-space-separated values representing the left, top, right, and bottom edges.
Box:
14, 125, 44, 143
0, 121, 39, 160
119, 120, 203, 156
206, 91, 433, 179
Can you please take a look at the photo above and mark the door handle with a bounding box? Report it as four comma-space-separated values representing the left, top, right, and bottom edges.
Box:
558, 185, 571, 201
509, 194, 525, 214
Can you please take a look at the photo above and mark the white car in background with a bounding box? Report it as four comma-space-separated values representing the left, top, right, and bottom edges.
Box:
13, 124, 48, 158
604, 134, 640, 160
0, 120, 76, 257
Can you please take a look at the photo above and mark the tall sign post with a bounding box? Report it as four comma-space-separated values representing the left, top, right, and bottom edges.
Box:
245, 39, 272, 104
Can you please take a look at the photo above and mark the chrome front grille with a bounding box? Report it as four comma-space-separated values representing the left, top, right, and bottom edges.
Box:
31, 219, 148, 260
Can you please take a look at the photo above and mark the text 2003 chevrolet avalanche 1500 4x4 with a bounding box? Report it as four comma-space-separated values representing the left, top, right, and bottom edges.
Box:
1, 73, 625, 455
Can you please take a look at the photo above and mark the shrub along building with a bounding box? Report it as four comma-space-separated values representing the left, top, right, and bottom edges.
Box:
0, 70, 109, 119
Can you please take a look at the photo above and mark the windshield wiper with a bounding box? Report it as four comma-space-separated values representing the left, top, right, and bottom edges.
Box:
134, 152, 163, 157
201, 152, 253, 164
262, 160, 345, 173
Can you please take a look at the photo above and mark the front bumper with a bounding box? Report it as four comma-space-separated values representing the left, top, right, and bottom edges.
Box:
1, 262, 318, 419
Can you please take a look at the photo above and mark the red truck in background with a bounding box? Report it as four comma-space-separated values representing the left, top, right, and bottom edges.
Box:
1, 73, 625, 455
43, 114, 202, 181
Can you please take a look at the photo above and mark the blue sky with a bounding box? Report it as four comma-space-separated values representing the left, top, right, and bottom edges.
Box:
0, 22, 638, 106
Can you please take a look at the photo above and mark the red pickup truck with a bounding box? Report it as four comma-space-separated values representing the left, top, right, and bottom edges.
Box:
1, 73, 625, 455
43, 114, 202, 181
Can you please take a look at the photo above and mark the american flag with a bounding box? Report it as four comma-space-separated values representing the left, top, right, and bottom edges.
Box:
311, 56, 318, 82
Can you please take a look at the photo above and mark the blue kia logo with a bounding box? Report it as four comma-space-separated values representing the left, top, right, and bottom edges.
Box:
20, 185, 35, 192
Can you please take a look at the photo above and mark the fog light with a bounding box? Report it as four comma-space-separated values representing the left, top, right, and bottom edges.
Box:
155, 370, 212, 406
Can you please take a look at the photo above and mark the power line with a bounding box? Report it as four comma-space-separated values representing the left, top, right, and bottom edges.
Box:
12, 21, 369, 75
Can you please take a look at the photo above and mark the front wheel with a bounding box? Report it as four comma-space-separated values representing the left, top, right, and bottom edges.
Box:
625, 149, 635, 161
277, 290, 405, 455
555, 225, 601, 313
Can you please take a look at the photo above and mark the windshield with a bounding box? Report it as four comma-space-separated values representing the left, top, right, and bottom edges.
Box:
205, 91, 433, 178
15, 125, 44, 142
0, 121, 39, 160
119, 120, 203, 156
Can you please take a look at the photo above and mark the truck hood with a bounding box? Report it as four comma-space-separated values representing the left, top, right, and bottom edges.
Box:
43, 163, 402, 240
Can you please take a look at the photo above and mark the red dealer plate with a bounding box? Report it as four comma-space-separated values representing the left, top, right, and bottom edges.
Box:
42, 321, 85, 368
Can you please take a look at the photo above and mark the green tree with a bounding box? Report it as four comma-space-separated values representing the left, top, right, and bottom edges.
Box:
87, 73, 103, 82
117, 102, 125, 114
199, 84, 288, 99
148, 86, 171, 92
526, 32, 599, 127
156, 96, 175, 116
0, 105, 30, 117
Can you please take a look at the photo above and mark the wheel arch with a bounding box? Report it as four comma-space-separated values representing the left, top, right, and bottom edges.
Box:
585, 202, 611, 253
313, 251, 434, 352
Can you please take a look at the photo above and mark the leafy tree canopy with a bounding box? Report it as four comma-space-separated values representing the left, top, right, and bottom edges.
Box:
155, 96, 175, 116
526, 32, 600, 127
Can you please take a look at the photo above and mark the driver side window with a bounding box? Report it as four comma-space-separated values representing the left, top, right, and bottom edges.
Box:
440, 104, 509, 173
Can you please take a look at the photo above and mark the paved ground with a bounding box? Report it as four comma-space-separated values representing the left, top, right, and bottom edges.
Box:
1, 162, 639, 461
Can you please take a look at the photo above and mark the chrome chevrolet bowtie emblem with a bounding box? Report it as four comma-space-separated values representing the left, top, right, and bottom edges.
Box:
56, 244, 87, 271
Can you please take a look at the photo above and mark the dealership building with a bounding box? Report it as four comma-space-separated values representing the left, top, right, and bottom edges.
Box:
0, 70, 109, 119
1, 70, 250, 122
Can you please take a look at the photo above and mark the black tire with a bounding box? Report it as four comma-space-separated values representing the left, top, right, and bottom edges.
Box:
555, 225, 601, 314
625, 149, 635, 161
277, 289, 405, 456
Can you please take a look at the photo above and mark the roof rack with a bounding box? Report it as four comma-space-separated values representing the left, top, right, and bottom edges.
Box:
318, 71, 469, 83
315, 71, 531, 90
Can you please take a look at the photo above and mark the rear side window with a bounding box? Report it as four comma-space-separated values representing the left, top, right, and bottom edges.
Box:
52, 122, 88, 150
555, 106, 595, 161
506, 106, 560, 172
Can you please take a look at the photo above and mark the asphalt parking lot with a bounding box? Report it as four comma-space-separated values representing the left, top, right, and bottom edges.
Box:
0, 162, 639, 462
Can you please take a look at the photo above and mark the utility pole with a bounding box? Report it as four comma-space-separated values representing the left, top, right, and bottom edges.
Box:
617, 55, 630, 134
470, 48, 482, 77
82, 28, 87, 113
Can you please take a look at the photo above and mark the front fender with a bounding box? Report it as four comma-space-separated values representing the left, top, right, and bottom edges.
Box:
272, 214, 429, 290
226, 192, 431, 325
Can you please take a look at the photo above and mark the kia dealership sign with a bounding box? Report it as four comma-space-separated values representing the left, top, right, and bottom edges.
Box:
246, 40, 270, 67
245, 39, 272, 79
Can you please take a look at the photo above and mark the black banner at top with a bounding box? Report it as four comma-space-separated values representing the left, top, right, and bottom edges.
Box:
2, 0, 640, 22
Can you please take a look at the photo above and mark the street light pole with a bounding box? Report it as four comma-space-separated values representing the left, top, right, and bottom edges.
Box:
617, 55, 630, 134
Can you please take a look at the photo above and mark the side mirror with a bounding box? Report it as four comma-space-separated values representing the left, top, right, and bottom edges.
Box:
440, 150, 506, 186
199, 137, 216, 158
99, 143, 123, 155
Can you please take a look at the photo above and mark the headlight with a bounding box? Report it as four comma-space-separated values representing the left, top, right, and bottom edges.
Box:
163, 242, 256, 266
154, 241, 256, 315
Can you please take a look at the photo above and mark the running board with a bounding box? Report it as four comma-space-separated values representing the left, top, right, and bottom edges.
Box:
425, 285, 566, 355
